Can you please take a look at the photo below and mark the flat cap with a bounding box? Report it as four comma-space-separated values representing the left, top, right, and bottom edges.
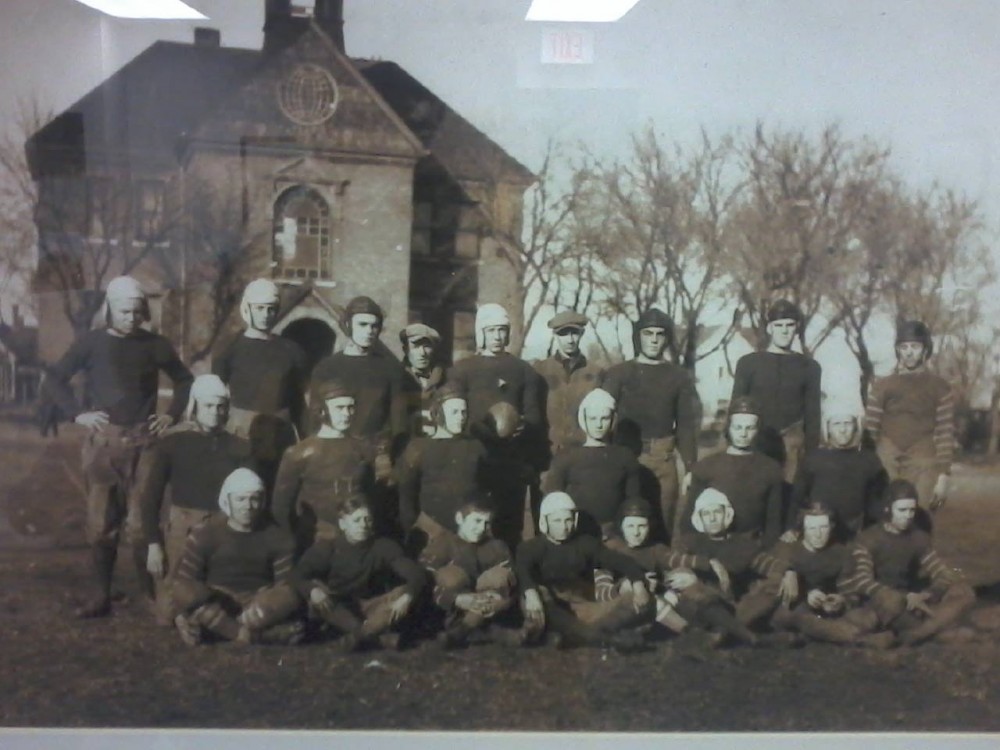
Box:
548, 311, 590, 331
400, 323, 441, 344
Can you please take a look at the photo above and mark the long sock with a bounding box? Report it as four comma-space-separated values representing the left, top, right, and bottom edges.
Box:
322, 603, 364, 636
132, 545, 155, 599
92, 544, 117, 602
700, 602, 757, 645
192, 603, 241, 641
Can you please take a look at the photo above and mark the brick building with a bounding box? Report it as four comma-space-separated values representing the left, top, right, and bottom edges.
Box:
27, 0, 534, 374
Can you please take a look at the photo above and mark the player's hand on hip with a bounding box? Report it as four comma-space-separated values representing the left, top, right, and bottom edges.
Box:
75, 411, 109, 432
146, 543, 166, 577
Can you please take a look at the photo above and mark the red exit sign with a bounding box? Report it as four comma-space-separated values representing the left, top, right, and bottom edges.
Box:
540, 29, 595, 64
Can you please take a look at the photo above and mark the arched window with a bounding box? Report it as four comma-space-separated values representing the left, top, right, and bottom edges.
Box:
272, 186, 332, 280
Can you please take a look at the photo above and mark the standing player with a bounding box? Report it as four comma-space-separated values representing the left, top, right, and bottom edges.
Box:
213, 278, 307, 490
139, 374, 255, 619
447, 303, 544, 547
864, 321, 955, 520
533, 310, 602, 458
599, 309, 699, 543
680, 397, 785, 548
171, 468, 302, 646
840, 479, 975, 645
543, 388, 642, 540
785, 406, 887, 541
731, 300, 822, 482
46, 275, 193, 618
399, 323, 446, 438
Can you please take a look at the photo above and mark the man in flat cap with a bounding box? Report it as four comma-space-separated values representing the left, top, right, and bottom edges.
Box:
731, 299, 822, 482
533, 310, 603, 461
864, 320, 955, 519
46, 275, 193, 618
213, 278, 307, 491
399, 323, 446, 438
599, 309, 700, 544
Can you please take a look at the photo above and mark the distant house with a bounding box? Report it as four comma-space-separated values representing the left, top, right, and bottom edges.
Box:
0, 305, 40, 403
694, 324, 757, 427
27, 0, 534, 372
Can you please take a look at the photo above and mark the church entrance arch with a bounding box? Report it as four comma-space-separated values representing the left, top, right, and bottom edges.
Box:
280, 318, 336, 378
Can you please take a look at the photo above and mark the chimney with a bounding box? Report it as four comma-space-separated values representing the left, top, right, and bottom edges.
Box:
314, 0, 345, 53
263, 0, 309, 56
193, 27, 221, 47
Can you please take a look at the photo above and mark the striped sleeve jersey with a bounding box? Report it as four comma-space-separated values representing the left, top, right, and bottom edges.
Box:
175, 516, 295, 593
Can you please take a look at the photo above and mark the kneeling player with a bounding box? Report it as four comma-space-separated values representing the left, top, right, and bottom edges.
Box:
172, 468, 303, 646
419, 495, 518, 648
772, 503, 894, 648
841, 479, 975, 645
293, 496, 426, 650
516, 492, 652, 650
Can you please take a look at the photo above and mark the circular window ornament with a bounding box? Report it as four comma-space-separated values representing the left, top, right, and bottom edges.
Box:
278, 63, 339, 126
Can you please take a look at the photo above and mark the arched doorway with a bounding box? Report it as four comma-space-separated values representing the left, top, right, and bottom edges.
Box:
280, 317, 336, 378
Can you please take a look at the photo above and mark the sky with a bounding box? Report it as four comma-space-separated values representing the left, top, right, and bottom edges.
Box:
0, 0, 997, 395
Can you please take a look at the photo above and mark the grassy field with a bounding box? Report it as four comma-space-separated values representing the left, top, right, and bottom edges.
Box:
2, 419, 1000, 732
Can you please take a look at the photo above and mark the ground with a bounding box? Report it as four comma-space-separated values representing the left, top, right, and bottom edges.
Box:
2, 416, 1000, 732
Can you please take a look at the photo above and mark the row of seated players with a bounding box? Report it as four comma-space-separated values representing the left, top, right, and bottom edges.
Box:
169, 465, 974, 651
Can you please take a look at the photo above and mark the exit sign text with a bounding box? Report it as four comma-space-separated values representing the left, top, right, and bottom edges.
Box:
541, 29, 594, 64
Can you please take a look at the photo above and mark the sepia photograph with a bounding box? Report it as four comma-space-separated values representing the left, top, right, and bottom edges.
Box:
1, 0, 999, 743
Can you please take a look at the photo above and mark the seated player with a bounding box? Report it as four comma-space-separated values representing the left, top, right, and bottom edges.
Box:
785, 407, 887, 541
271, 381, 374, 549
543, 388, 642, 540
419, 494, 518, 648
515, 492, 652, 650
293, 496, 427, 651
772, 503, 894, 648
137, 374, 256, 622
596, 498, 734, 639
396, 386, 488, 555
681, 397, 784, 548
171, 468, 303, 646
681, 488, 799, 635
840, 479, 975, 646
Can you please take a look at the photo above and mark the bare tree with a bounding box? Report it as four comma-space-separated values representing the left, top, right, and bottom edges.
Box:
585, 126, 742, 370
725, 123, 891, 354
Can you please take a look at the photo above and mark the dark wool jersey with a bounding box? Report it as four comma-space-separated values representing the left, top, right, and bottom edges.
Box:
447, 353, 544, 428
533, 354, 602, 451
419, 534, 512, 608
731, 351, 822, 449
678, 533, 789, 595
396, 437, 488, 530
212, 335, 307, 423
47, 328, 193, 426
543, 445, 642, 537
401, 364, 446, 437
842, 525, 960, 599
271, 436, 374, 532
773, 540, 850, 593
864, 369, 955, 472
599, 360, 699, 467
515, 534, 646, 593
789, 447, 887, 535
604, 537, 712, 574
175, 516, 295, 593
139, 427, 255, 543
309, 351, 408, 439
293, 536, 426, 600
685, 451, 784, 547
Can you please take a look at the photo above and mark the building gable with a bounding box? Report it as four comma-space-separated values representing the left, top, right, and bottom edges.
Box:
190, 25, 424, 163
